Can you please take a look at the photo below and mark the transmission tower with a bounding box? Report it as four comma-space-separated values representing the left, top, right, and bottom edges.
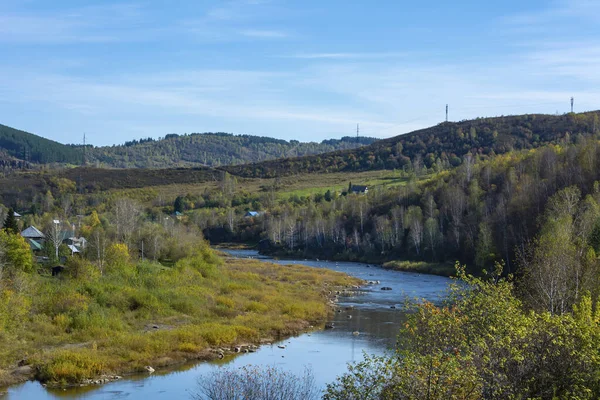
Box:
446, 104, 448, 122
83, 133, 87, 165
571, 97, 574, 113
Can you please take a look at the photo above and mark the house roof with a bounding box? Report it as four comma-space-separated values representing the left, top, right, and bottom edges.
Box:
28, 239, 43, 251
67, 245, 80, 253
21, 226, 45, 239
245, 211, 260, 217
13, 211, 21, 217
56, 230, 75, 241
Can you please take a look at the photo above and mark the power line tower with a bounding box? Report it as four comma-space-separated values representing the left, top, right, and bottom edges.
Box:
571, 97, 574, 113
82, 132, 87, 166
446, 104, 448, 122
356, 123, 359, 147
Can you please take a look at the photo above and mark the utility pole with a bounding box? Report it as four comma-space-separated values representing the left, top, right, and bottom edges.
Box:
571, 97, 574, 113
83, 133, 87, 165
446, 104, 448, 122
356, 123, 359, 146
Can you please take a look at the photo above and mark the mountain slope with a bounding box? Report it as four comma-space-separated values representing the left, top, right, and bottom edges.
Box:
87, 133, 377, 168
221, 111, 600, 178
0, 123, 378, 169
0, 124, 82, 164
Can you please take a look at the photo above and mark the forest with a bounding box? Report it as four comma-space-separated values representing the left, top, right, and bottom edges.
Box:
0, 122, 377, 169
86, 133, 377, 168
221, 111, 600, 178
0, 124, 82, 165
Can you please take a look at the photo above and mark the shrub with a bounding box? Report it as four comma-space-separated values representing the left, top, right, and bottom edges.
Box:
36, 349, 105, 384
105, 243, 130, 270
193, 365, 319, 400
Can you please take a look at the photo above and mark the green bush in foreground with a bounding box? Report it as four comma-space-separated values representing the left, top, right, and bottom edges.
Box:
325, 264, 600, 400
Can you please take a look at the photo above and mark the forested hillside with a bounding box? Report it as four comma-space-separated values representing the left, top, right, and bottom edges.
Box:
87, 133, 377, 168
0, 124, 82, 164
0, 122, 377, 169
222, 111, 600, 177
251, 137, 600, 278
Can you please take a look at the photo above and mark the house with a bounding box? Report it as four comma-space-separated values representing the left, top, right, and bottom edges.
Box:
350, 185, 368, 194
20, 226, 46, 253
13, 211, 21, 219
174, 211, 184, 220
63, 237, 88, 251
67, 245, 80, 255
21, 225, 45, 241
244, 211, 261, 218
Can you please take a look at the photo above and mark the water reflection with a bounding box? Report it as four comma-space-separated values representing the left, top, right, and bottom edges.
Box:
5, 250, 450, 399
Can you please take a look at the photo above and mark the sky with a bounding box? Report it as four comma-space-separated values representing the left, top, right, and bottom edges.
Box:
0, 0, 599, 146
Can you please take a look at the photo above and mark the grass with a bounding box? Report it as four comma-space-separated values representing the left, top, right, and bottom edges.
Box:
382, 260, 456, 277
0, 247, 360, 387
103, 169, 428, 207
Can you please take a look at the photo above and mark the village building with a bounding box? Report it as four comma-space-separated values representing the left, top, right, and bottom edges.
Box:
20, 225, 45, 252
350, 185, 368, 194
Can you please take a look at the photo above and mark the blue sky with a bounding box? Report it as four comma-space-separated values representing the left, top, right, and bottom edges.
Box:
0, 0, 599, 146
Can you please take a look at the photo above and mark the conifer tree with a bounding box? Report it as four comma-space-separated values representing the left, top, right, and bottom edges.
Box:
3, 208, 18, 233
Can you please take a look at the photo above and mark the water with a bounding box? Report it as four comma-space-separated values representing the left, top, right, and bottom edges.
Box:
5, 250, 451, 399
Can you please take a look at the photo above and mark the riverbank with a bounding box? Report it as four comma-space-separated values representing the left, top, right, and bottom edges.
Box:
0, 251, 361, 390
382, 260, 456, 277
242, 244, 456, 277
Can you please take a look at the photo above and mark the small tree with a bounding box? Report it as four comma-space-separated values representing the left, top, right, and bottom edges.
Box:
174, 196, 185, 213
0, 230, 33, 276
3, 208, 18, 234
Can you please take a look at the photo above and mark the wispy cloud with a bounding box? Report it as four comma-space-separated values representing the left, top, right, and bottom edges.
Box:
283, 52, 407, 60
502, 0, 600, 33
0, 3, 152, 44
240, 29, 288, 38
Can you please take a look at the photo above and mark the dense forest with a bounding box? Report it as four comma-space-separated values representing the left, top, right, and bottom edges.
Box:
0, 124, 82, 165
87, 133, 377, 168
248, 136, 600, 282
221, 111, 600, 178
0, 123, 377, 169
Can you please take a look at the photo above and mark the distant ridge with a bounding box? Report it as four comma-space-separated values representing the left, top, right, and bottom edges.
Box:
0, 123, 377, 169
86, 132, 378, 168
220, 111, 600, 178
0, 124, 82, 164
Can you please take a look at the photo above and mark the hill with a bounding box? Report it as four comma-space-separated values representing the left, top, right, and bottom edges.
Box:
221, 111, 600, 178
0, 124, 82, 165
0, 123, 378, 169
86, 133, 377, 168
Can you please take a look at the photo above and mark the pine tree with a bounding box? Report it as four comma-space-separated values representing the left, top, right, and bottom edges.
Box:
3, 208, 19, 233
174, 196, 185, 213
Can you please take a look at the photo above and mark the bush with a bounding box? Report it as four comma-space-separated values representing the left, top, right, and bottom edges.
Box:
193, 365, 319, 400
36, 349, 105, 384
105, 243, 130, 270
325, 264, 600, 400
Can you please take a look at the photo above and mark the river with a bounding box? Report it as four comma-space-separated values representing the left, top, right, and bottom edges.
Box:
5, 250, 451, 399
